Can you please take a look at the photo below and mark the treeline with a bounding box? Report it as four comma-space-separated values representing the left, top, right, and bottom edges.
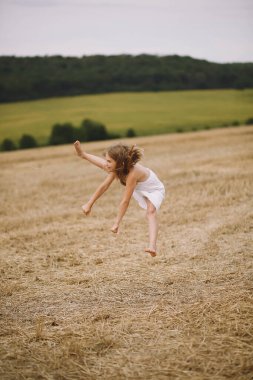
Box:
0, 55, 253, 103
2, 117, 253, 152
1, 118, 136, 151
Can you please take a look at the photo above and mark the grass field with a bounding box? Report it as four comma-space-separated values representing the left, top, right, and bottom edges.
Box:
0, 126, 252, 379
0, 89, 253, 145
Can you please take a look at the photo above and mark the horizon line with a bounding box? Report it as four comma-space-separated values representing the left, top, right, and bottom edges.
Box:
0, 53, 252, 65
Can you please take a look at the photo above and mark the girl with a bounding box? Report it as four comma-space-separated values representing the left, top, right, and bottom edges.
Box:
74, 140, 165, 257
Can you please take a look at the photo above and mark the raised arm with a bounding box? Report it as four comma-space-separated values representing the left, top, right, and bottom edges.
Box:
74, 140, 107, 171
111, 171, 137, 233
82, 172, 116, 215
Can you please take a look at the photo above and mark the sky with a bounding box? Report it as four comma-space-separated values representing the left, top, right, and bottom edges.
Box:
0, 0, 252, 63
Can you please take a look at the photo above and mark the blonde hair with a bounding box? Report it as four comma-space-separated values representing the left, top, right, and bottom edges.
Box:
104, 143, 143, 185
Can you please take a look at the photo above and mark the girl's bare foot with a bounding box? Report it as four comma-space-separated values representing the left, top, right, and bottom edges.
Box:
74, 140, 85, 158
145, 248, 157, 257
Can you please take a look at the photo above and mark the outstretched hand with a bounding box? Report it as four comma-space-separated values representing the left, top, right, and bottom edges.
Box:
82, 203, 91, 215
74, 140, 85, 158
111, 224, 119, 234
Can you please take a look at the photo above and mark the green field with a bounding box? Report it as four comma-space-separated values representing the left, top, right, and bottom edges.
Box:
0, 89, 252, 145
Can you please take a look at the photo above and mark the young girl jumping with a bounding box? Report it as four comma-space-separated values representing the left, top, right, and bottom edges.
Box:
74, 140, 165, 257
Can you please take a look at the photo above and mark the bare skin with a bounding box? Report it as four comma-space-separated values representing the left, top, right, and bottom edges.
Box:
74, 140, 108, 170
144, 197, 158, 257
74, 140, 159, 256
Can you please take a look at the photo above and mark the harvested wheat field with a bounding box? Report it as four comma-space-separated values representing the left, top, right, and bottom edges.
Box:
0, 126, 253, 380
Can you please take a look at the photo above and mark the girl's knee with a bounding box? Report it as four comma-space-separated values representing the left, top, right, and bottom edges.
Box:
146, 207, 156, 217
144, 197, 157, 217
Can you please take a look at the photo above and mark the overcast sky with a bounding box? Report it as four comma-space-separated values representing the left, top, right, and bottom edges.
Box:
0, 0, 252, 63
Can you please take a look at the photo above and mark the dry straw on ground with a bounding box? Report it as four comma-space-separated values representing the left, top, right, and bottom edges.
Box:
0, 126, 253, 380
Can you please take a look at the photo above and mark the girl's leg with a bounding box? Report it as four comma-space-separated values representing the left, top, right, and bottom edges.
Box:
74, 141, 107, 170
144, 197, 158, 257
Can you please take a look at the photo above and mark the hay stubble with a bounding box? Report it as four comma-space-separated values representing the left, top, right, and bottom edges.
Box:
0, 126, 253, 379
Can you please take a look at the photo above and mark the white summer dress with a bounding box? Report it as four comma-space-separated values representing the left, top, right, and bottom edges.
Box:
133, 168, 165, 211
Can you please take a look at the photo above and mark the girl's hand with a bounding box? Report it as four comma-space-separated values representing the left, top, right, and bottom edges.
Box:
82, 203, 91, 215
111, 224, 119, 234
74, 140, 86, 158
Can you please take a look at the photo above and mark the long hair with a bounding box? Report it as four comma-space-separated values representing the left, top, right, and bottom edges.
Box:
104, 143, 143, 185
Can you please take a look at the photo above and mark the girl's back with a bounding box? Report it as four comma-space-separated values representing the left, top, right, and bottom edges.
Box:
129, 163, 150, 183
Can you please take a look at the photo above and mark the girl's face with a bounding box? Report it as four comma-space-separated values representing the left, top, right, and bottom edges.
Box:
105, 153, 117, 172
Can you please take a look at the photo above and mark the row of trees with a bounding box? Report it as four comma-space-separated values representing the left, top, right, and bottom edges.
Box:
2, 117, 253, 152
2, 134, 37, 151
1, 118, 136, 151
1, 55, 253, 102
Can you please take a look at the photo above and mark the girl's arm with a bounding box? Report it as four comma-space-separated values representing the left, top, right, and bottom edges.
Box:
84, 152, 107, 171
83, 172, 116, 214
74, 140, 107, 171
111, 171, 137, 233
